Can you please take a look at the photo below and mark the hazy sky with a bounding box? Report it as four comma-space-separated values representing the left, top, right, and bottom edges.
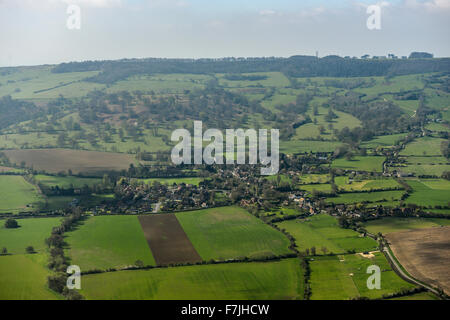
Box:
0, 0, 449, 67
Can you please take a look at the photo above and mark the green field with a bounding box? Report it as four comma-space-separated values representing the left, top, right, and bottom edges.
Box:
141, 177, 204, 186
280, 140, 341, 154
0, 254, 60, 300
400, 137, 446, 156
327, 190, 404, 205
309, 253, 416, 300
396, 156, 450, 177
363, 217, 450, 235
80, 258, 303, 300
34, 175, 102, 189
335, 177, 401, 191
331, 156, 385, 172
405, 179, 450, 207
176, 206, 291, 260
361, 133, 408, 148
299, 183, 332, 193
66, 215, 155, 271
0, 217, 61, 254
0, 176, 44, 213
277, 214, 377, 255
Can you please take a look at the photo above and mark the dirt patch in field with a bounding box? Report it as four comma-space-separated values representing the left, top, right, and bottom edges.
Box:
386, 226, 450, 294
358, 251, 378, 259
3, 149, 135, 175
138, 214, 202, 266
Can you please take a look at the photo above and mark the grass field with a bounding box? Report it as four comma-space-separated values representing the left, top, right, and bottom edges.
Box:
327, 190, 404, 205
0, 176, 44, 213
34, 175, 102, 189
363, 217, 450, 234
66, 215, 156, 271
334, 177, 401, 191
396, 156, 450, 176
280, 140, 341, 154
176, 206, 291, 260
400, 137, 446, 156
141, 177, 204, 186
405, 179, 450, 207
0, 254, 60, 300
331, 156, 385, 172
361, 133, 408, 148
277, 214, 377, 255
80, 258, 304, 300
0, 217, 61, 254
309, 253, 416, 300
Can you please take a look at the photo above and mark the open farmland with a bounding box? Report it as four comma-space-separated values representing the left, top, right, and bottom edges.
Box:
277, 214, 377, 255
396, 157, 450, 176
361, 133, 408, 148
80, 258, 304, 300
400, 137, 446, 156
3, 149, 135, 175
66, 215, 155, 271
331, 156, 385, 172
0, 176, 44, 213
309, 252, 416, 300
405, 179, 450, 208
363, 217, 450, 235
176, 206, 292, 260
0, 254, 60, 300
0, 217, 61, 254
138, 214, 202, 266
386, 227, 450, 295
34, 175, 102, 189
0, 217, 61, 300
334, 177, 401, 191
326, 190, 404, 205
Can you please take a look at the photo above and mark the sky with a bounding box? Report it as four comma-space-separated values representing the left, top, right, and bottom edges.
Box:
0, 0, 449, 67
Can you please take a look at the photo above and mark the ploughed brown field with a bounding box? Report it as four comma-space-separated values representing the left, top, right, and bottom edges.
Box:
138, 214, 202, 266
386, 226, 450, 295
3, 149, 135, 174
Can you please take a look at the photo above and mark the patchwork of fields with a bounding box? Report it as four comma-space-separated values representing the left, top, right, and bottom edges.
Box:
0, 66, 448, 301
277, 214, 377, 255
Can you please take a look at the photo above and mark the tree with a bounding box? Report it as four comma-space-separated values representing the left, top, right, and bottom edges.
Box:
4, 218, 19, 229
135, 260, 144, 268
26, 246, 35, 254
321, 246, 328, 255
409, 52, 433, 59
310, 246, 316, 256
1, 247, 7, 255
